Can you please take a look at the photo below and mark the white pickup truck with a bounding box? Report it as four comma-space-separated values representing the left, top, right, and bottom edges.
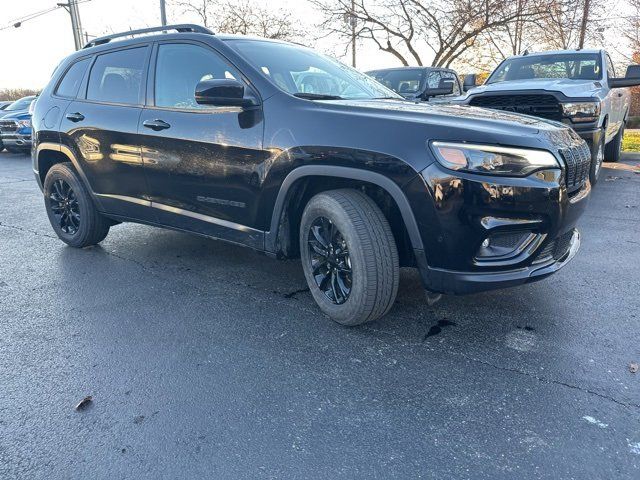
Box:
461, 49, 640, 185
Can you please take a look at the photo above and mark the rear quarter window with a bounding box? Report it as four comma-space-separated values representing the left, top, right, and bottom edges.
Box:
86, 47, 147, 105
55, 58, 91, 98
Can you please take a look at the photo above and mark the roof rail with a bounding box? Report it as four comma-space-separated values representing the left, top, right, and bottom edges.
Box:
83, 24, 214, 49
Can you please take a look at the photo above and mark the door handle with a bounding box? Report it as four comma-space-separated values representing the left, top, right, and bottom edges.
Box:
143, 119, 171, 131
65, 112, 85, 122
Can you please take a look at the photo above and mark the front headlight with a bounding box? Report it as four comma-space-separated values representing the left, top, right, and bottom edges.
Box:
430, 142, 560, 176
561, 102, 600, 122
17, 119, 31, 128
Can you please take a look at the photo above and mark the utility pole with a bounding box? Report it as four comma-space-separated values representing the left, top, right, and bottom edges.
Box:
160, 0, 167, 26
344, 0, 356, 67
578, 0, 590, 49
57, 0, 84, 50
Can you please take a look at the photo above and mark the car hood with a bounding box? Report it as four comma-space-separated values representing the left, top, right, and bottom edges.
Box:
464, 78, 602, 99
0, 109, 29, 120
319, 98, 582, 150
0, 111, 30, 121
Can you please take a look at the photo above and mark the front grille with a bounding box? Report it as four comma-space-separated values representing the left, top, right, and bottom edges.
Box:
560, 142, 591, 191
535, 230, 574, 262
469, 94, 562, 121
0, 120, 18, 133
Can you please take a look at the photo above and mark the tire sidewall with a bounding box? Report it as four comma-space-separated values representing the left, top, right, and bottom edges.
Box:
590, 134, 605, 186
43, 164, 94, 247
300, 196, 371, 325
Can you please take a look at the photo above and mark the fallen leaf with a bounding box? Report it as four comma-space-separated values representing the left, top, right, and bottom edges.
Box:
75, 395, 93, 411
630, 362, 639, 374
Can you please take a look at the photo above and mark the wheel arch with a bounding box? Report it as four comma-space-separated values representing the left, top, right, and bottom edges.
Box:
265, 166, 424, 264
36, 143, 95, 197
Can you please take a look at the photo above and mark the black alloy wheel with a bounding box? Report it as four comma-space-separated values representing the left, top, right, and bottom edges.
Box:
307, 216, 352, 304
49, 179, 81, 235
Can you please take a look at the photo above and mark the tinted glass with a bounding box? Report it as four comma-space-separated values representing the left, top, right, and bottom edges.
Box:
55, 58, 90, 98
368, 70, 424, 94
155, 43, 240, 109
87, 47, 147, 104
228, 40, 399, 100
488, 53, 603, 83
606, 55, 616, 78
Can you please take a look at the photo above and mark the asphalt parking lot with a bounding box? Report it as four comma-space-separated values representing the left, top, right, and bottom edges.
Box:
0, 151, 639, 479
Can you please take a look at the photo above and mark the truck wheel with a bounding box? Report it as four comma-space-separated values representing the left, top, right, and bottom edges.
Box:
604, 122, 624, 163
299, 189, 399, 326
44, 162, 110, 247
589, 135, 605, 187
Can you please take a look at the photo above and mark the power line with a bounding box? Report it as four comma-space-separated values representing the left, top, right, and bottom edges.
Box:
0, 0, 92, 32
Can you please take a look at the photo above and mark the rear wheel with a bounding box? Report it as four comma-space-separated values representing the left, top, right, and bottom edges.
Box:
44, 162, 110, 247
299, 189, 399, 326
604, 122, 625, 163
589, 134, 605, 187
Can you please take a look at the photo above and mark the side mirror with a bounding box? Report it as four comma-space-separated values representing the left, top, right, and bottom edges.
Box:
609, 65, 640, 88
195, 79, 258, 107
422, 81, 454, 98
463, 74, 477, 92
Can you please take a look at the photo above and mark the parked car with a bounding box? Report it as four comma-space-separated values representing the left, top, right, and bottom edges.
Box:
366, 67, 462, 102
461, 49, 640, 185
0, 95, 36, 153
33, 25, 591, 325
0, 100, 13, 110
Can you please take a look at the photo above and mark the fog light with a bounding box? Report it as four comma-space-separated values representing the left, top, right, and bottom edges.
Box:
481, 238, 490, 248
476, 231, 537, 261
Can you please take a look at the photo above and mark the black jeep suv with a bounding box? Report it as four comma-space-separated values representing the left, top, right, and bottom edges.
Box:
32, 25, 591, 325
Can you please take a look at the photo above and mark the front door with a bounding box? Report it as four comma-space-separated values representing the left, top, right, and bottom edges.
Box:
138, 41, 267, 245
60, 45, 152, 218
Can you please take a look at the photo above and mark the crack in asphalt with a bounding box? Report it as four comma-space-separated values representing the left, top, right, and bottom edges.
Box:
458, 353, 640, 410
0, 222, 57, 239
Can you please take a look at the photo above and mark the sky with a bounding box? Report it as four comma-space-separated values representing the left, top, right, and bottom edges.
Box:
0, 0, 633, 90
0, 0, 387, 90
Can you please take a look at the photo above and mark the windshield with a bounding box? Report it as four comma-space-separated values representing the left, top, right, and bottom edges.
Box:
487, 53, 603, 84
369, 69, 461, 96
227, 40, 401, 100
6, 97, 34, 111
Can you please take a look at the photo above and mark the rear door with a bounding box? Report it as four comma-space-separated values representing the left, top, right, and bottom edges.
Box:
60, 45, 153, 218
137, 40, 266, 245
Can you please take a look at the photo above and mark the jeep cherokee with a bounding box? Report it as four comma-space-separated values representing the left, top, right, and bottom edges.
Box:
32, 25, 591, 325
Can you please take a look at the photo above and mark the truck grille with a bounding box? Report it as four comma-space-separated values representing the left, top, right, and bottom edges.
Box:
469, 94, 562, 121
560, 142, 591, 191
0, 120, 18, 133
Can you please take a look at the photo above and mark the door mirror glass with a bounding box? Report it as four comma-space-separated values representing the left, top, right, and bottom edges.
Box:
195, 79, 257, 107
463, 74, 477, 91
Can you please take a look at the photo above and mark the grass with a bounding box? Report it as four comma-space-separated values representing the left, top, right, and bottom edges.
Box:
623, 130, 640, 152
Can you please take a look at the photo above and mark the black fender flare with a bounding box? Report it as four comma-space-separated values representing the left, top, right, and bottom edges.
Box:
264, 165, 424, 253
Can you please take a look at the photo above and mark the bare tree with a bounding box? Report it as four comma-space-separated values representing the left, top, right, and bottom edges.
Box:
0, 88, 40, 101
172, 0, 302, 41
533, 0, 605, 50
311, 0, 543, 67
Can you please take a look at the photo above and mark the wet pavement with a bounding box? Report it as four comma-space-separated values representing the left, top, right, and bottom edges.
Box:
0, 151, 639, 479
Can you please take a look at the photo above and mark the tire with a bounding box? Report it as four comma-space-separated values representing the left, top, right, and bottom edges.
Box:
43, 162, 110, 247
589, 133, 605, 187
604, 122, 625, 163
299, 189, 399, 326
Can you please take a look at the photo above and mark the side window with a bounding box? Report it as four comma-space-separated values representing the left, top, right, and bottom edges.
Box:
154, 43, 241, 110
55, 58, 90, 98
606, 55, 616, 79
86, 47, 147, 105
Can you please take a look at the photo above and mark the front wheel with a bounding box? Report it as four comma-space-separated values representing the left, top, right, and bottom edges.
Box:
299, 189, 399, 326
604, 122, 625, 163
44, 162, 111, 247
589, 134, 605, 187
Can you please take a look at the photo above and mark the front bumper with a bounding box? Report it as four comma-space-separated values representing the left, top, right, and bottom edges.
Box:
406, 160, 590, 295
1, 133, 32, 149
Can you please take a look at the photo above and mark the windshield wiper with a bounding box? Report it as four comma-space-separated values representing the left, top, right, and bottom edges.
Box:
293, 93, 343, 100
